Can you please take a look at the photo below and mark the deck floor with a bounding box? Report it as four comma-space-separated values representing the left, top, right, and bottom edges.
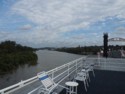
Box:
60, 70, 125, 94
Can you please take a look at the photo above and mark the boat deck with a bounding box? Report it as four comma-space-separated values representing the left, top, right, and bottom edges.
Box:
60, 69, 125, 94
2, 57, 125, 94
11, 69, 125, 94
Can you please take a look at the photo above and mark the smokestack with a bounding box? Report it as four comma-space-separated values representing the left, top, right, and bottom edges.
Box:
103, 33, 108, 58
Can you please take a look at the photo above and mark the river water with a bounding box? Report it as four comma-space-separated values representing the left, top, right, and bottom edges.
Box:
0, 50, 83, 89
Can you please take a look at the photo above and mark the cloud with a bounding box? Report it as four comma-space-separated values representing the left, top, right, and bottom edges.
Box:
8, 0, 125, 47
110, 27, 125, 38
115, 27, 125, 33
19, 24, 32, 30
71, 35, 85, 40
12, 0, 125, 30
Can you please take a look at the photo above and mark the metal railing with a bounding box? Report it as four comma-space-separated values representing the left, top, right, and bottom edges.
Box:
0, 57, 86, 94
86, 57, 125, 72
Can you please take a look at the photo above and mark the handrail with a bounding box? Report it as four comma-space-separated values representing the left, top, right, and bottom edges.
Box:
0, 56, 86, 94
87, 57, 125, 72
28, 57, 84, 94
0, 76, 38, 94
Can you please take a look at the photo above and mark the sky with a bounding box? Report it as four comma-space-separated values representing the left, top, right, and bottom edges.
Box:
0, 0, 125, 47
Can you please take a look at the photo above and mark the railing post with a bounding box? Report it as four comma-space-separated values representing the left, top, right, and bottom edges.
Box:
80, 59, 83, 69
52, 71, 54, 80
81, 58, 84, 69
68, 64, 69, 76
98, 52, 100, 66
52, 70, 55, 80
20, 80, 24, 87
105, 58, 107, 68
0, 91, 4, 94
76, 61, 77, 73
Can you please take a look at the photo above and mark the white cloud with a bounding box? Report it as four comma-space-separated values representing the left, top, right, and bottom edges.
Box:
12, 0, 125, 28
9, 0, 125, 47
19, 24, 32, 30
115, 27, 125, 33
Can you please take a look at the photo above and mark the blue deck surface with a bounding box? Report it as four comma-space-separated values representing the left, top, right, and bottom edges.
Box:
60, 70, 125, 94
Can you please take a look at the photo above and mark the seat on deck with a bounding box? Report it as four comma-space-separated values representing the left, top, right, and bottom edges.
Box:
82, 63, 95, 78
74, 64, 95, 92
37, 71, 68, 94
74, 71, 88, 91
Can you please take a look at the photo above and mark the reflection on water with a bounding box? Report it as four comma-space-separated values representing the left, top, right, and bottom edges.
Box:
0, 50, 83, 89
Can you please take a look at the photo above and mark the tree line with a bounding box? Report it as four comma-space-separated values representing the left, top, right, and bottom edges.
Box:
56, 45, 125, 55
0, 41, 38, 74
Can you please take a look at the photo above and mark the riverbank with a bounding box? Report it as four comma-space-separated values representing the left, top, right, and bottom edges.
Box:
55, 46, 100, 55
0, 41, 38, 75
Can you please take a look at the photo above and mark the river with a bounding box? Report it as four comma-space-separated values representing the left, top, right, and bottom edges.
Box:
0, 50, 83, 89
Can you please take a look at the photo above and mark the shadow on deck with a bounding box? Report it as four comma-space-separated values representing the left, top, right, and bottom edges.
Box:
60, 70, 125, 94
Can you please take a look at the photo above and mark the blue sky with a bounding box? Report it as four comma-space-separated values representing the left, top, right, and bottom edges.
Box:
0, 0, 125, 47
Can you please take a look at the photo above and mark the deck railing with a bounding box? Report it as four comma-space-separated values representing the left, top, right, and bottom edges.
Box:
0, 57, 86, 94
1, 56, 124, 94
86, 57, 125, 72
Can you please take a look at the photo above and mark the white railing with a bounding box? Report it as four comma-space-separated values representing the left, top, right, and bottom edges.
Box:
47, 57, 85, 83
86, 57, 125, 72
0, 57, 86, 94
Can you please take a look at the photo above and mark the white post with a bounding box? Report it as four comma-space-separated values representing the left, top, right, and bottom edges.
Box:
98, 52, 100, 66
0, 91, 4, 94
82, 58, 84, 69
105, 58, 107, 68
52, 70, 54, 80
76, 61, 77, 73
20, 80, 24, 87
68, 64, 69, 76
